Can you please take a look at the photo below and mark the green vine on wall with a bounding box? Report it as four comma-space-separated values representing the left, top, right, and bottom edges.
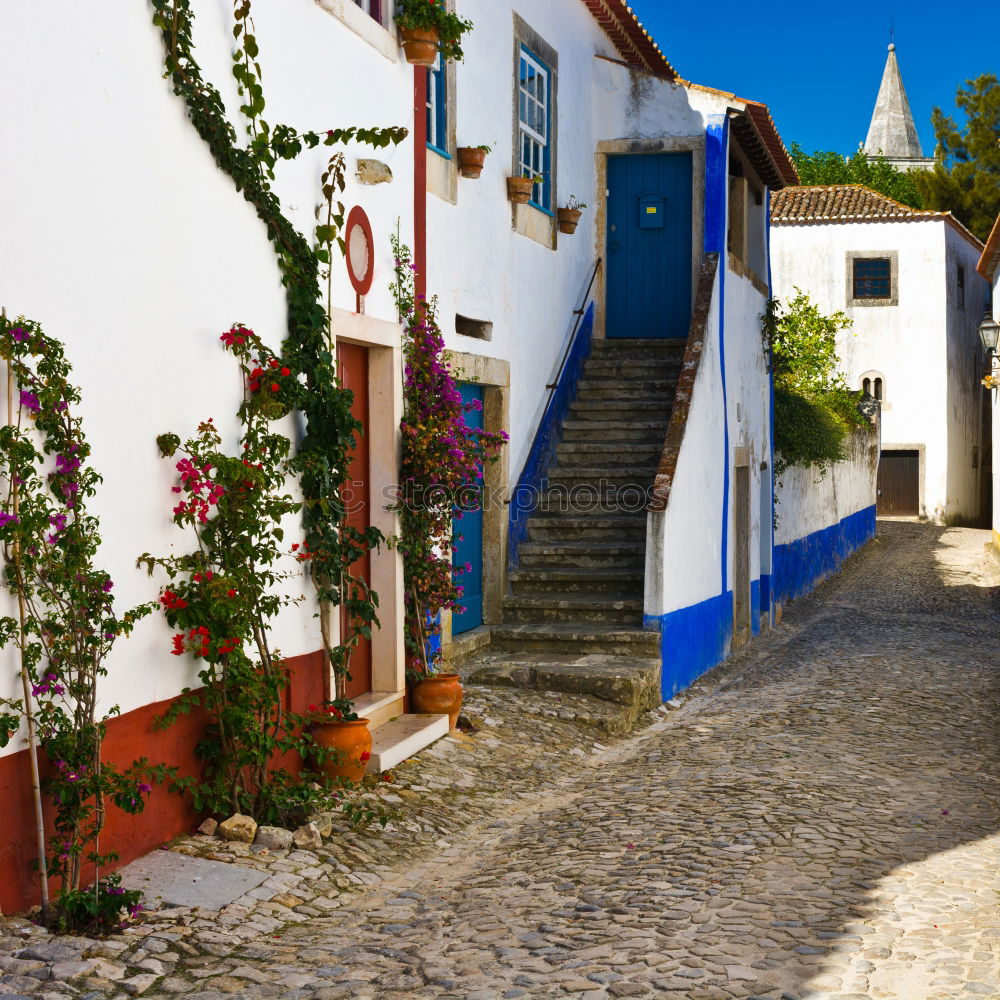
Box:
148, 0, 407, 684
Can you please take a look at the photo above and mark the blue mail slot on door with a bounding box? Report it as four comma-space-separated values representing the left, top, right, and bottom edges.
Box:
639, 194, 665, 229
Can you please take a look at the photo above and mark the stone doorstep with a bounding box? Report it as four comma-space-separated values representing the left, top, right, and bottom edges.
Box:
365, 713, 450, 774
444, 624, 493, 669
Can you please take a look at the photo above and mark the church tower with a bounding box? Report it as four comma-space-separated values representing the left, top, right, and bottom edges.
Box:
863, 43, 935, 172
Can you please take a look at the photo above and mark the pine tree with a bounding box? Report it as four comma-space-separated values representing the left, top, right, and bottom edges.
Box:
912, 74, 1000, 242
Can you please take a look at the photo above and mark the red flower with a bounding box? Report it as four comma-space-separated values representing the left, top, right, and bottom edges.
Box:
171, 634, 185, 656
360, 751, 371, 762
280, 367, 291, 377
227, 588, 237, 597
268, 359, 279, 369
270, 383, 280, 392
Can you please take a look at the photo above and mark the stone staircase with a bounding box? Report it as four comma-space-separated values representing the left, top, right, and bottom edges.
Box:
466, 339, 687, 732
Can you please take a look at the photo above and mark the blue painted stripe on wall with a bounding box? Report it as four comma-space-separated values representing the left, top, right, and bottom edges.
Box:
773, 505, 876, 606
652, 590, 734, 699
508, 303, 595, 572
750, 578, 761, 635
766, 188, 776, 624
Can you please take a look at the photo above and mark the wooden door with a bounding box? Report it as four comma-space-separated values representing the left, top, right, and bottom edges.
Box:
336, 341, 373, 698
606, 152, 693, 339
877, 450, 919, 515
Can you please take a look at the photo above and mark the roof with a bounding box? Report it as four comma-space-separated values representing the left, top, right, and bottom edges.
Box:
731, 100, 799, 189
580, 0, 677, 79
771, 185, 983, 249
978, 213, 1000, 280
864, 44, 925, 160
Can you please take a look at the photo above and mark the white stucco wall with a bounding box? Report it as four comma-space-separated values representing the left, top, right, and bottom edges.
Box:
774, 426, 880, 547
771, 217, 987, 523
0, 0, 415, 757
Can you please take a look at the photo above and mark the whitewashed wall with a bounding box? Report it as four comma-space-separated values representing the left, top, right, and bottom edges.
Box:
0, 0, 414, 755
774, 428, 880, 548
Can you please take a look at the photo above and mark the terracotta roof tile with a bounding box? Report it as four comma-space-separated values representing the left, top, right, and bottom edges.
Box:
978, 212, 1000, 280
771, 185, 983, 250
580, 0, 676, 79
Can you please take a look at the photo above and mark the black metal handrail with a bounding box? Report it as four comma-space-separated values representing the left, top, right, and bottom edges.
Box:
545, 257, 602, 392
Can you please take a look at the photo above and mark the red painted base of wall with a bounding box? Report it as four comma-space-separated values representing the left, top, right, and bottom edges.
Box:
0, 649, 325, 915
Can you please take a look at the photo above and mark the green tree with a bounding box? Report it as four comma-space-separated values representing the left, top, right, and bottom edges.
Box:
912, 74, 1000, 242
790, 144, 924, 208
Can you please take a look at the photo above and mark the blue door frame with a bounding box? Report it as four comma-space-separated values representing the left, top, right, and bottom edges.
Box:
452, 383, 484, 634
606, 152, 693, 339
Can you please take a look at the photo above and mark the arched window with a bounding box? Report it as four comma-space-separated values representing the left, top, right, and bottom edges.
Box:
860, 371, 886, 402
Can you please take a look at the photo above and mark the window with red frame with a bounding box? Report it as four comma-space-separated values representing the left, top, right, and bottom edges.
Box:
353, 0, 382, 23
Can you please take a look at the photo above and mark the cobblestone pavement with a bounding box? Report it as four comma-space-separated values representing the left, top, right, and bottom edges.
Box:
3, 521, 1000, 1000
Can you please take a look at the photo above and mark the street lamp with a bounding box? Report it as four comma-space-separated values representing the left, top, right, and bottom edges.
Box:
979, 312, 1000, 389
979, 312, 1000, 357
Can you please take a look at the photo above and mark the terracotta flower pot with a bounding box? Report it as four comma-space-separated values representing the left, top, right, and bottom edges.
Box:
410, 673, 463, 730
400, 26, 440, 66
310, 718, 372, 782
457, 147, 487, 179
507, 176, 534, 204
557, 208, 583, 234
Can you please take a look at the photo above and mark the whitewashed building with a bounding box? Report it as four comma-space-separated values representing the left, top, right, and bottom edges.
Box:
771, 185, 988, 524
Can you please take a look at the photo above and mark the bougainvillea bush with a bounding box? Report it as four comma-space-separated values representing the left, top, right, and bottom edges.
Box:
390, 237, 507, 675
0, 314, 155, 931
142, 325, 387, 827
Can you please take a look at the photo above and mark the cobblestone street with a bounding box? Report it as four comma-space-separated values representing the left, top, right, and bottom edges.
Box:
4, 521, 1000, 1000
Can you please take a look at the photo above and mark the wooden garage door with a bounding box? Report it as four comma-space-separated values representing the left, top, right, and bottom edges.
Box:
877, 450, 919, 515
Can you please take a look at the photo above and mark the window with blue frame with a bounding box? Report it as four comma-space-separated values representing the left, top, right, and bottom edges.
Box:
426, 53, 449, 157
518, 46, 551, 210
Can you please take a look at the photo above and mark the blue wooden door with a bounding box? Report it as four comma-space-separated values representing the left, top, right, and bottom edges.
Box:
452, 383, 484, 634
606, 152, 693, 339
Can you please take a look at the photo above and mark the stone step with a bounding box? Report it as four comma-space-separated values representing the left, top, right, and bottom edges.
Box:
569, 399, 670, 420
589, 338, 686, 356
560, 419, 668, 443
503, 595, 644, 625
509, 566, 643, 597
527, 516, 646, 543
545, 467, 658, 491
555, 442, 660, 467
583, 358, 684, 377
365, 713, 450, 774
573, 383, 676, 401
490, 623, 660, 657
534, 491, 650, 516
518, 539, 646, 572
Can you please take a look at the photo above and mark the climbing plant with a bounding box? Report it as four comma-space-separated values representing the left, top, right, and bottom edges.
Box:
0, 315, 156, 932
762, 291, 870, 475
389, 237, 507, 675
148, 0, 407, 690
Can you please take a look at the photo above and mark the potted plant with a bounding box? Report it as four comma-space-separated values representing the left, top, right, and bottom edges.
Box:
307, 701, 372, 783
507, 172, 542, 205
557, 196, 587, 234
395, 0, 474, 65
457, 144, 491, 179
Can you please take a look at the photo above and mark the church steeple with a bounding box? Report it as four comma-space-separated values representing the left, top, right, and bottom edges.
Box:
863, 43, 934, 171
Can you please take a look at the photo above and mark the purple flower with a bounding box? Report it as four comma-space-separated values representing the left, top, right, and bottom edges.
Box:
11, 327, 28, 342
102, 580, 114, 593
137, 782, 152, 794
56, 454, 81, 474
0, 510, 19, 528
19, 390, 40, 413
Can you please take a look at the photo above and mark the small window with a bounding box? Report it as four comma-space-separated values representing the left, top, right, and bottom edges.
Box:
456, 315, 493, 341
426, 53, 448, 156
353, 0, 382, 22
874, 377, 883, 401
958, 264, 966, 309
853, 258, 891, 299
518, 46, 551, 210
862, 377, 872, 396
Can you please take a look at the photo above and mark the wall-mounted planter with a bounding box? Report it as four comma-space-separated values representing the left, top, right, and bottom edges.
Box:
557, 208, 583, 234
507, 176, 534, 204
457, 147, 488, 179
400, 27, 439, 65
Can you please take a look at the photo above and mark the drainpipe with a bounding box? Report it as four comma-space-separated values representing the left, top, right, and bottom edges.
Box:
413, 66, 428, 302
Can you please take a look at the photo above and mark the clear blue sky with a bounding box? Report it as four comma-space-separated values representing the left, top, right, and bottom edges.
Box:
628, 1, 1000, 155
